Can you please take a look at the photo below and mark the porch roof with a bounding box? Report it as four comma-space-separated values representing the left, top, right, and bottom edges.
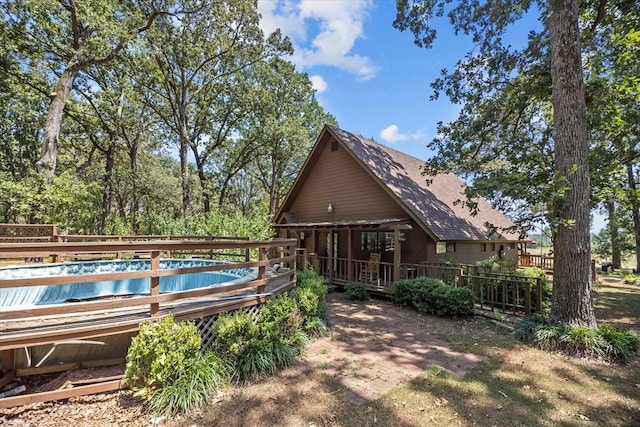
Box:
273, 218, 412, 230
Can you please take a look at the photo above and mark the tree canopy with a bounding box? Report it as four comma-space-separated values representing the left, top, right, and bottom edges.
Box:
0, 0, 335, 233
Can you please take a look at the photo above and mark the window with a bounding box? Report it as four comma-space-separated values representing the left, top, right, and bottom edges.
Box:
436, 241, 456, 253
361, 232, 395, 252
507, 242, 516, 250
331, 140, 338, 152
481, 243, 487, 252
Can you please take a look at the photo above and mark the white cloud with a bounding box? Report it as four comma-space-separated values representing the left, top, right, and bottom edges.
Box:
309, 75, 328, 93
258, 0, 377, 80
380, 125, 409, 143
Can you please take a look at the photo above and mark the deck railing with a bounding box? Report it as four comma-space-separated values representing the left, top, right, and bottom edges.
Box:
519, 253, 554, 270
314, 257, 542, 315
0, 239, 296, 324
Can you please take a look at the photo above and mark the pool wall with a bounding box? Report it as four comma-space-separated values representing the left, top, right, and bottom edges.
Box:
0, 259, 258, 308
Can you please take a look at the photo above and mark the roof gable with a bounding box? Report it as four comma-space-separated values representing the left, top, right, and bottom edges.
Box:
276, 125, 519, 241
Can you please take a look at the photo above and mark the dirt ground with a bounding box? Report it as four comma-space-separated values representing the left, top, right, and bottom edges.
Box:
0, 291, 485, 426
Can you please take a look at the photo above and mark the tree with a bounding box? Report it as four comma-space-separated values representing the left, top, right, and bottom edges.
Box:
585, 1, 640, 270
1, 0, 175, 181
243, 58, 337, 217
142, 0, 292, 216
394, 0, 598, 326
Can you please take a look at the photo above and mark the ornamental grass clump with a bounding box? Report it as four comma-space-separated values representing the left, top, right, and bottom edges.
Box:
147, 351, 230, 418
514, 316, 640, 363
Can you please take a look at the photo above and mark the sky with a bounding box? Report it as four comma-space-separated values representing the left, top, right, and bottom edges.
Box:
258, 0, 466, 161
257, 0, 607, 232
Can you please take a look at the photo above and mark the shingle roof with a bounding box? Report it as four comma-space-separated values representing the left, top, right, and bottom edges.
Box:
326, 125, 519, 241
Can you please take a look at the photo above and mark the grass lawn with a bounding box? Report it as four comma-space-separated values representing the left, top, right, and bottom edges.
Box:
173, 277, 640, 427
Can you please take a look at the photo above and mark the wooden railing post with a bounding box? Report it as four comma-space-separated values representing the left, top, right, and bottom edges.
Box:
150, 250, 161, 317
258, 247, 266, 294
535, 277, 542, 313
525, 280, 532, 316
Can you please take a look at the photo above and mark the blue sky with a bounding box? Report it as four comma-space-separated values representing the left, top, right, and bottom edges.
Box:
257, 0, 606, 232
258, 0, 466, 161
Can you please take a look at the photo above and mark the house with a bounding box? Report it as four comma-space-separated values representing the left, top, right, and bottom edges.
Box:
273, 125, 524, 289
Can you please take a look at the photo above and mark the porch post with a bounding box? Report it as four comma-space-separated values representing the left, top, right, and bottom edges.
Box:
311, 229, 319, 273
347, 229, 353, 282
328, 230, 334, 284
394, 228, 402, 282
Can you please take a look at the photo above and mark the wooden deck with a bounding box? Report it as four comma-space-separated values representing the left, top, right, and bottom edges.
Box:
0, 237, 297, 408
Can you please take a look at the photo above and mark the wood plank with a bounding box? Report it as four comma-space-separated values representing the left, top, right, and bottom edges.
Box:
0, 379, 125, 409
17, 363, 80, 377
0, 370, 16, 389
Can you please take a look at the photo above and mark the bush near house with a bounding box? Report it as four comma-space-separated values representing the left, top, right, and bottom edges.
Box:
345, 282, 369, 301
391, 276, 474, 317
123, 314, 231, 417
124, 269, 329, 418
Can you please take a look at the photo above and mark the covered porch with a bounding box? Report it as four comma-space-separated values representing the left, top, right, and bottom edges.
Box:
275, 218, 445, 292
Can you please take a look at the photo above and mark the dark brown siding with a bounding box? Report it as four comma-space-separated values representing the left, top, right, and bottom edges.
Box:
288, 137, 406, 222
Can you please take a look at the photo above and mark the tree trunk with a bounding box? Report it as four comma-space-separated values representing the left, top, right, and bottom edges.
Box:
625, 163, 640, 271
99, 142, 116, 234
606, 200, 622, 269
130, 144, 140, 234
548, 0, 597, 327
36, 67, 79, 181
180, 137, 190, 217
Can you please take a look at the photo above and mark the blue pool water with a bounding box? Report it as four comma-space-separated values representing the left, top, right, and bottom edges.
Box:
0, 259, 257, 308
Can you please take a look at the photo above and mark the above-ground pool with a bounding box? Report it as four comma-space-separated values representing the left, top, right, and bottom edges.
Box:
0, 259, 258, 308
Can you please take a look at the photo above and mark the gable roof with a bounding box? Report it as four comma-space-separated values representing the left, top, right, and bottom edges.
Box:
278, 125, 520, 241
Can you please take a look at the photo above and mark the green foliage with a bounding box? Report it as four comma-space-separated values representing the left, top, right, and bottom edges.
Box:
623, 274, 640, 286
146, 350, 230, 418
295, 269, 327, 324
392, 276, 474, 317
124, 315, 201, 400
476, 255, 499, 272
514, 317, 640, 363
515, 267, 553, 312
211, 311, 259, 366
391, 279, 419, 307
257, 295, 304, 350
344, 282, 369, 301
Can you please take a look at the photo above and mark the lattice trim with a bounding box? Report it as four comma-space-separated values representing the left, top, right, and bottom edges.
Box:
195, 303, 264, 350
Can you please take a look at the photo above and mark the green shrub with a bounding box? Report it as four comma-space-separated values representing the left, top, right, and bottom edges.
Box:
258, 294, 302, 340
392, 276, 474, 317
391, 279, 418, 307
515, 267, 552, 312
124, 314, 201, 400
623, 274, 640, 285
410, 278, 445, 314
147, 350, 230, 417
211, 311, 259, 366
438, 287, 475, 317
596, 324, 640, 363
345, 282, 369, 301
294, 269, 328, 335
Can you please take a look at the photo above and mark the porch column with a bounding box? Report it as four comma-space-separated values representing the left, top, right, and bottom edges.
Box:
394, 228, 402, 282
328, 230, 334, 284
347, 229, 353, 282
311, 229, 318, 272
